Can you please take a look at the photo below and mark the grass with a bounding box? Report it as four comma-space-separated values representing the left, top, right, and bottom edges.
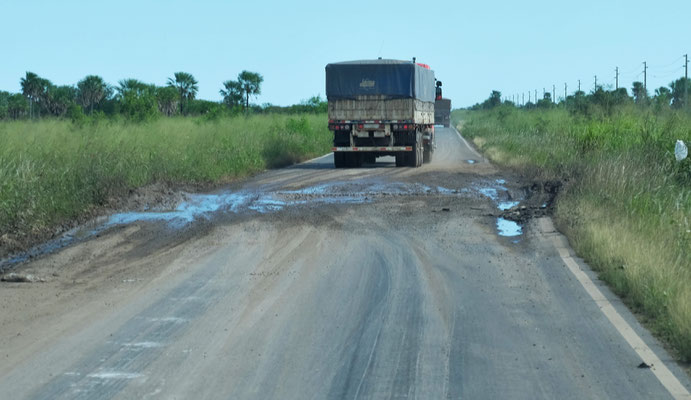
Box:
454, 106, 691, 362
0, 114, 332, 247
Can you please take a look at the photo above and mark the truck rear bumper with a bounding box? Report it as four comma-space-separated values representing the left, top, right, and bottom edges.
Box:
332, 146, 413, 152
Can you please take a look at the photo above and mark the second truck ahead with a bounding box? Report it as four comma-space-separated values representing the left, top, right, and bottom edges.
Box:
434, 81, 452, 128
326, 59, 437, 168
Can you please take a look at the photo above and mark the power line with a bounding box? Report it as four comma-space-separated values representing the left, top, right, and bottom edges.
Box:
649, 55, 685, 69
650, 65, 684, 75
504, 54, 689, 107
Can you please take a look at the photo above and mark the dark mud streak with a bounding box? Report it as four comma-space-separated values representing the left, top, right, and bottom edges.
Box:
0, 181, 466, 273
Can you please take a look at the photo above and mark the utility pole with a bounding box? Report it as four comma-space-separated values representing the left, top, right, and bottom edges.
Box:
594, 75, 597, 91
553, 85, 556, 103
578, 79, 581, 92
535, 89, 537, 103
643, 61, 647, 92
685, 54, 688, 109
615, 67, 619, 90
564, 83, 567, 100
528, 91, 531, 104
522, 92, 525, 106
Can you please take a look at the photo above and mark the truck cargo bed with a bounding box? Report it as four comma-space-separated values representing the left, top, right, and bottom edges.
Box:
328, 96, 433, 124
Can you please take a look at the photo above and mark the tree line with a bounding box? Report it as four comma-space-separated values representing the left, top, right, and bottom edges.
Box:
472, 76, 691, 116
0, 70, 326, 121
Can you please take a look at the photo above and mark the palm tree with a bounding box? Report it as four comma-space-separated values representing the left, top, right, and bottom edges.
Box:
167, 72, 198, 115
220, 80, 243, 107
238, 71, 263, 111
77, 75, 108, 114
632, 81, 647, 104
20, 72, 41, 118
117, 78, 149, 98
155, 86, 179, 117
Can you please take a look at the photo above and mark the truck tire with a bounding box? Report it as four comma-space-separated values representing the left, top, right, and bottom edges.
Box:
405, 148, 415, 167
395, 153, 405, 167
334, 152, 346, 168
417, 142, 423, 167
407, 145, 419, 167
423, 145, 432, 164
346, 153, 363, 168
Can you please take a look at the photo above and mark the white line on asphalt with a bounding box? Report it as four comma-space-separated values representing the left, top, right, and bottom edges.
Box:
451, 126, 484, 160
540, 218, 690, 400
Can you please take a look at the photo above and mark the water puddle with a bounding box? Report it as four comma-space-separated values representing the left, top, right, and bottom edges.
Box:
498, 201, 520, 211
1, 178, 529, 270
1, 180, 475, 271
496, 218, 522, 237
474, 179, 524, 239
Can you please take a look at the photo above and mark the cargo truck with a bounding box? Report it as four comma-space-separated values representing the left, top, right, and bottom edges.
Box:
434, 98, 451, 127
326, 59, 436, 168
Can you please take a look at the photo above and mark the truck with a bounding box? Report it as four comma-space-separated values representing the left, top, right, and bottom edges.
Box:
326, 59, 437, 168
434, 98, 451, 127
433, 80, 451, 127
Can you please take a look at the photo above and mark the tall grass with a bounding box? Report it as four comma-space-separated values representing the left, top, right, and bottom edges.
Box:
456, 106, 691, 361
0, 114, 332, 246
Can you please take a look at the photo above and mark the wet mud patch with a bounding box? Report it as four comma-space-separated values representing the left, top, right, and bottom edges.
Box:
0, 176, 563, 271
470, 177, 563, 239
499, 181, 562, 224
0, 180, 470, 271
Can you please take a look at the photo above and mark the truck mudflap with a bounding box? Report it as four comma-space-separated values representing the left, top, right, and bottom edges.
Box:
332, 146, 413, 152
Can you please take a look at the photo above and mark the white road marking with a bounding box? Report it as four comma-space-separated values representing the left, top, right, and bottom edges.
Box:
451, 126, 484, 160
540, 218, 690, 400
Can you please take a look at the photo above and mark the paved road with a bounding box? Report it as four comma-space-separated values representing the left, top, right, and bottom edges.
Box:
0, 127, 689, 399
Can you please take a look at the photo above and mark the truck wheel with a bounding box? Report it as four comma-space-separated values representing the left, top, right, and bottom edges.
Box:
423, 145, 432, 164
344, 153, 353, 168
354, 153, 364, 167
405, 149, 414, 167
334, 152, 346, 168
346, 153, 363, 168
407, 146, 418, 167
417, 142, 423, 167
410, 142, 422, 167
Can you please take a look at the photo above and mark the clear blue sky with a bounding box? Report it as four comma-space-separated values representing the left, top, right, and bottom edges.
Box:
2, 0, 689, 107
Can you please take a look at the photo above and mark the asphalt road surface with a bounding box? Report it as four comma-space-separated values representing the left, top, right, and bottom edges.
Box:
0, 127, 689, 399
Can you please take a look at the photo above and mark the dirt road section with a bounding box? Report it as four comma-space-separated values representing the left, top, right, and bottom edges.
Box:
0, 128, 688, 399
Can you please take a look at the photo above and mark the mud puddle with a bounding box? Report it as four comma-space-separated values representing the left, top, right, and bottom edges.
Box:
475, 178, 561, 239
0, 178, 562, 271
0, 181, 470, 272
474, 178, 525, 239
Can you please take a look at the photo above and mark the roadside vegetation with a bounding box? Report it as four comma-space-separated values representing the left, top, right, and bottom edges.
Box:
0, 115, 331, 251
455, 81, 690, 362
0, 70, 332, 256
0, 70, 325, 121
